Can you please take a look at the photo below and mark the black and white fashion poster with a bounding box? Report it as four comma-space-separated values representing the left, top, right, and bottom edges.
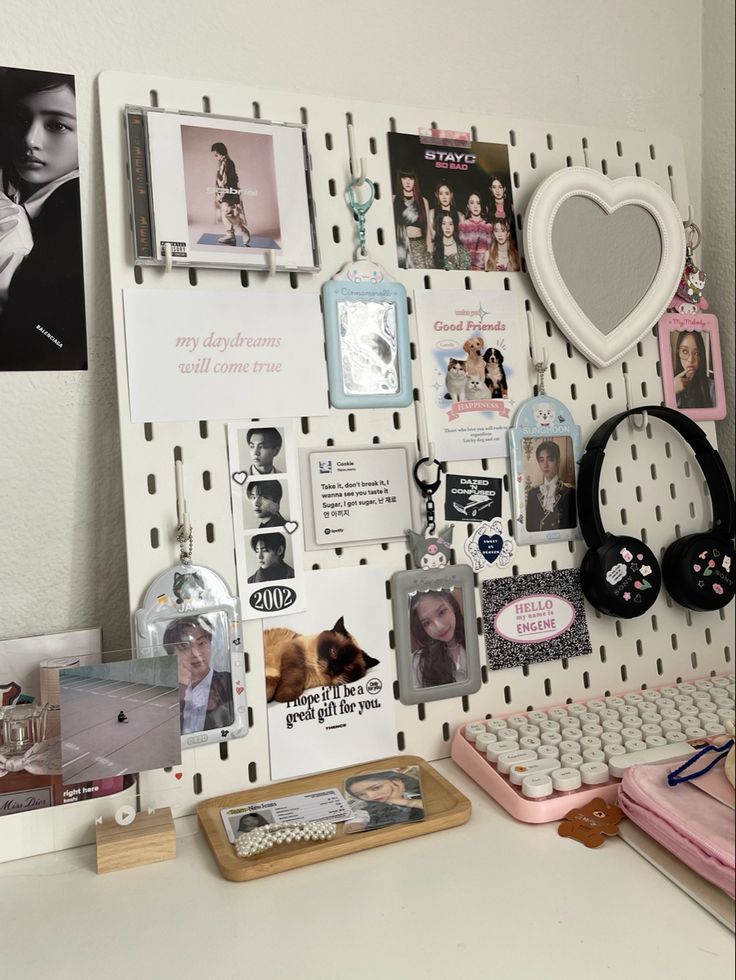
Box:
0, 65, 87, 370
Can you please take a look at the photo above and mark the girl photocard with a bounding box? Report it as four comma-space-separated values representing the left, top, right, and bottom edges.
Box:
391, 564, 481, 705
508, 395, 583, 546
0, 65, 88, 370
125, 107, 319, 272
387, 131, 517, 272
658, 312, 726, 421
344, 766, 425, 833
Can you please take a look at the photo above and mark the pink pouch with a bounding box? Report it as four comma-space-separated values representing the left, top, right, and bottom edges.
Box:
619, 761, 735, 898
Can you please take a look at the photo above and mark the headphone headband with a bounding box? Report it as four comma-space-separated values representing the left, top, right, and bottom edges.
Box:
578, 406, 735, 548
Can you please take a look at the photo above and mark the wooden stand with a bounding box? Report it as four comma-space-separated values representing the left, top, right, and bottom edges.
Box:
95, 807, 176, 874
197, 755, 471, 882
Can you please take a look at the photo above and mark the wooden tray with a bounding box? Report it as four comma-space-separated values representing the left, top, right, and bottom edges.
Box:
197, 755, 471, 881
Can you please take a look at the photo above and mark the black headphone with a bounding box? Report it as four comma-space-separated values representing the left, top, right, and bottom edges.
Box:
577, 406, 735, 618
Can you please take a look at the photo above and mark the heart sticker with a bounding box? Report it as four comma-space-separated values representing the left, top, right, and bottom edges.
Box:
478, 533, 504, 564
232, 471, 247, 485
236, 685, 244, 695
284, 521, 299, 534
175, 772, 183, 781
693, 564, 702, 572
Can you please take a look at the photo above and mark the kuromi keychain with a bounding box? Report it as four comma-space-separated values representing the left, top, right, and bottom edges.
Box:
407, 457, 455, 569
508, 356, 583, 546
134, 463, 247, 749
322, 177, 412, 409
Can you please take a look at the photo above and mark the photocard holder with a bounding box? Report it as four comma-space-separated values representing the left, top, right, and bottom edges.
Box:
135, 563, 247, 750
658, 312, 726, 421
392, 564, 481, 706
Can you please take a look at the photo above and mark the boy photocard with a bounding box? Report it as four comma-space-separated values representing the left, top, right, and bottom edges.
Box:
125, 106, 319, 272
508, 395, 582, 546
0, 65, 87, 370
134, 563, 248, 749
658, 312, 726, 421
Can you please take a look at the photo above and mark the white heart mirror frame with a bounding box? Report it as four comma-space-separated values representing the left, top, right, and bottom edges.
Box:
523, 167, 686, 368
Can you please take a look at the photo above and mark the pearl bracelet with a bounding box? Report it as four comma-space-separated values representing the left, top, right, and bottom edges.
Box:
235, 819, 337, 858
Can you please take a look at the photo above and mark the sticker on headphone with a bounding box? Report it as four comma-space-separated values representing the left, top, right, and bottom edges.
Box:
464, 518, 515, 572
508, 395, 583, 546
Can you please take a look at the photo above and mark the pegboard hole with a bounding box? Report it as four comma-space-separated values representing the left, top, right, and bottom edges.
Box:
392, 412, 401, 430
423, 274, 431, 289
174, 445, 183, 463
651, 615, 659, 632
188, 268, 198, 286
248, 762, 257, 782
149, 89, 159, 107
619, 508, 628, 526
636, 639, 643, 657
705, 628, 712, 645
654, 505, 662, 522
369, 137, 377, 155
570, 382, 577, 399
348, 413, 356, 432
530, 152, 537, 169
691, 652, 698, 669
374, 181, 381, 200
389, 116, 396, 132
669, 483, 677, 500
546, 133, 553, 150
199, 420, 208, 439
219, 742, 228, 761
566, 155, 573, 167
396, 731, 405, 751
509, 129, 517, 146
503, 685, 512, 704
620, 665, 628, 683
615, 466, 623, 483
544, 678, 552, 697
601, 159, 608, 175
417, 703, 425, 721
146, 474, 156, 495
442, 723, 451, 742
201, 95, 211, 113
205, 523, 215, 543
649, 144, 656, 160
332, 225, 341, 243
143, 422, 155, 442
461, 695, 470, 712
616, 140, 623, 156
513, 171, 520, 189
599, 646, 607, 663
671, 633, 678, 651
202, 470, 211, 491
377, 228, 384, 246
193, 773, 203, 795
252, 102, 261, 119
635, 486, 642, 502
240, 270, 249, 287
289, 272, 298, 289
656, 658, 663, 675
600, 489, 607, 505
583, 671, 590, 690
650, 464, 657, 479
134, 266, 144, 284
635, 162, 642, 176
615, 621, 622, 638
325, 132, 333, 150
328, 178, 336, 197
504, 277, 510, 291
150, 528, 159, 549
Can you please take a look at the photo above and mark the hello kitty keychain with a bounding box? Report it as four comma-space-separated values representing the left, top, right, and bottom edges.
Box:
508, 356, 583, 546
134, 464, 248, 749
322, 176, 412, 409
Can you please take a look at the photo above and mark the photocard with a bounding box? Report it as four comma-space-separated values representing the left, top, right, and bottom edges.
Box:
244, 530, 296, 585
242, 478, 291, 531
658, 312, 726, 421
344, 765, 425, 833
237, 425, 287, 477
391, 564, 481, 705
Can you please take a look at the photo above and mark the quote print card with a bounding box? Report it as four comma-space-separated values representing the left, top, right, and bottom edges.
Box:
263, 567, 396, 781
414, 290, 530, 462
228, 420, 306, 621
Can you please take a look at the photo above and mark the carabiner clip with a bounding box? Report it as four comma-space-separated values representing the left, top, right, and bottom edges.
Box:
346, 177, 375, 216
413, 457, 442, 498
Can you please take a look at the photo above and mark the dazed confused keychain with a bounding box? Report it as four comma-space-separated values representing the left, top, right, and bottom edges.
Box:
390, 457, 481, 705
508, 355, 583, 546
135, 466, 247, 749
322, 177, 412, 409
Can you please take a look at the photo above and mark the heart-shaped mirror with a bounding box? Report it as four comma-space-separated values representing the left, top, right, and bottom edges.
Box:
524, 167, 686, 367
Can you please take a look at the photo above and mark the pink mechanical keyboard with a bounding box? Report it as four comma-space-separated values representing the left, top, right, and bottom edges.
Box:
451, 673, 735, 823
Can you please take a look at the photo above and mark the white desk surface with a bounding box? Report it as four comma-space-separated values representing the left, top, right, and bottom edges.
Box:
1, 759, 733, 980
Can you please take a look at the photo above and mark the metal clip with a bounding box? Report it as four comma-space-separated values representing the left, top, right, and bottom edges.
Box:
624, 373, 647, 431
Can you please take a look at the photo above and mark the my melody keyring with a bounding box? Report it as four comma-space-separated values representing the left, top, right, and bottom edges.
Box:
322, 175, 412, 409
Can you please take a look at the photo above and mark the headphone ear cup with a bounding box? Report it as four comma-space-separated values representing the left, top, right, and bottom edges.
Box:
663, 534, 735, 611
581, 536, 661, 618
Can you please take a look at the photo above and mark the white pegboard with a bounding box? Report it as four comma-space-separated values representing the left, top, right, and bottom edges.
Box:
84, 71, 733, 822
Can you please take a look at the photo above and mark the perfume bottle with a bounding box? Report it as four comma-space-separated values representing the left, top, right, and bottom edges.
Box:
0, 704, 48, 755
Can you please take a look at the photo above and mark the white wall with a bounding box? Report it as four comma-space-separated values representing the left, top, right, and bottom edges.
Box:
702, 0, 735, 482
1, 0, 729, 650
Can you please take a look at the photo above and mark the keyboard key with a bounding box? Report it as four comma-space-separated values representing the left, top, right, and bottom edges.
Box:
475, 733, 498, 751
604, 744, 627, 760
640, 712, 662, 725
609, 740, 704, 778
673, 695, 693, 707
560, 728, 582, 743
602, 719, 624, 733
539, 720, 561, 734
518, 725, 541, 739
677, 683, 697, 694
566, 703, 587, 718
621, 727, 644, 741
560, 753, 584, 769
660, 687, 679, 697
682, 726, 706, 739
547, 707, 569, 723
587, 699, 607, 714
509, 758, 560, 785
552, 768, 582, 791
675, 705, 698, 718
537, 745, 560, 759
582, 723, 603, 737
703, 722, 726, 736
645, 735, 668, 747
579, 735, 602, 750
507, 714, 530, 730
695, 680, 714, 691
541, 732, 562, 747
580, 762, 610, 785
497, 749, 539, 774
624, 693, 644, 705
660, 719, 682, 733
641, 724, 663, 738
560, 717, 581, 730
486, 719, 509, 734
665, 731, 688, 743
718, 709, 735, 724
579, 712, 600, 725
465, 722, 487, 741
624, 739, 647, 752
519, 735, 542, 751
601, 732, 623, 745
559, 739, 583, 755
527, 711, 548, 725
642, 690, 662, 702
522, 774, 554, 798
598, 709, 620, 722
711, 677, 730, 688
486, 740, 519, 762
495, 728, 519, 743
622, 715, 643, 729
582, 748, 606, 764
605, 697, 626, 710
698, 713, 720, 726
657, 698, 676, 709
619, 705, 638, 718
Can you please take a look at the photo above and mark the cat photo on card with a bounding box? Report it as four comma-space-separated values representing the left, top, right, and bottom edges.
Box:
414, 290, 530, 462
262, 567, 396, 781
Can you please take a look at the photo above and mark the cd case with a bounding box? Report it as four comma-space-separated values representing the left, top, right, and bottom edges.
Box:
124, 106, 320, 273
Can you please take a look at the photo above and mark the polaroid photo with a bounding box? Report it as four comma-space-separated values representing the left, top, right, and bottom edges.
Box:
299, 444, 419, 550
125, 106, 319, 272
391, 564, 481, 705
386, 131, 518, 272
0, 65, 88, 371
344, 765, 426, 833
59, 657, 182, 784
414, 289, 530, 462
508, 395, 583, 546
658, 312, 726, 421
134, 564, 248, 749
228, 420, 305, 620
